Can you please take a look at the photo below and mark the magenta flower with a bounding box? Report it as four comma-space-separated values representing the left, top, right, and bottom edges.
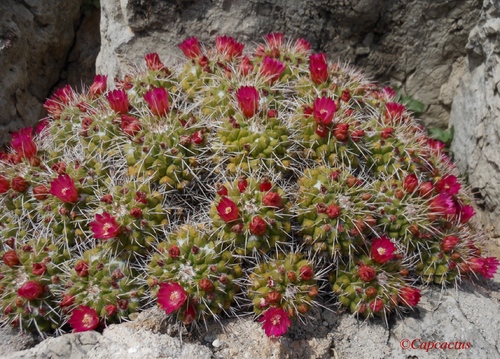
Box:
249, 216, 267, 235
53, 85, 74, 105
144, 87, 170, 116
458, 204, 475, 223
11, 128, 37, 159
259, 307, 291, 338
18, 280, 44, 300
260, 56, 285, 83
309, 53, 328, 84
239, 56, 254, 75
89, 74, 107, 97
179, 37, 202, 59
435, 175, 461, 195
35, 118, 50, 134
385, 102, 405, 120
441, 235, 460, 252
266, 32, 284, 48
382, 87, 396, 99
107, 89, 129, 114
216, 35, 244, 60
468, 257, 499, 279
216, 197, 240, 223
145, 52, 165, 71
294, 38, 311, 54
157, 282, 187, 314
44, 98, 63, 118
313, 97, 336, 125
90, 212, 121, 240
236, 86, 259, 118
428, 138, 445, 153
371, 236, 396, 264
429, 193, 456, 215
68, 305, 99, 332
49, 174, 79, 203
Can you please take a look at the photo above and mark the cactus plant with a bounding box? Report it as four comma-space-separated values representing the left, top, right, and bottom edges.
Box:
0, 33, 498, 341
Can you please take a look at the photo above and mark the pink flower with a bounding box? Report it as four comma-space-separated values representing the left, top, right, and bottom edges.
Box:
144, 87, 170, 116
385, 102, 405, 121
18, 280, 44, 300
468, 257, 499, 279
44, 98, 63, 118
89, 75, 107, 97
11, 128, 37, 159
215, 35, 244, 60
157, 282, 187, 314
216, 197, 240, 223
458, 204, 475, 223
236, 86, 259, 118
68, 305, 99, 332
53, 85, 73, 105
266, 32, 284, 48
107, 89, 129, 114
313, 97, 336, 125
382, 87, 396, 99
435, 175, 461, 195
260, 56, 285, 83
145, 53, 165, 71
90, 212, 121, 240
399, 287, 421, 306
35, 118, 50, 134
259, 307, 291, 338
239, 56, 254, 75
0, 175, 10, 194
428, 138, 445, 154
50, 174, 79, 203
249, 216, 267, 235
309, 53, 328, 84
294, 38, 311, 54
179, 37, 202, 59
371, 236, 396, 264
429, 193, 456, 215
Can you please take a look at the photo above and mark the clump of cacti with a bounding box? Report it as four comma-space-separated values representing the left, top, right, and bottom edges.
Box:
0, 33, 498, 339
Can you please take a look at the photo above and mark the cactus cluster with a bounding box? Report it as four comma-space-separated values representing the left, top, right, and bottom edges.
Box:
0, 33, 498, 339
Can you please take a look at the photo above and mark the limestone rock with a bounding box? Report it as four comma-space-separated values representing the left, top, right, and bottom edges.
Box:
96, 0, 480, 128
450, 0, 500, 239
0, 0, 85, 145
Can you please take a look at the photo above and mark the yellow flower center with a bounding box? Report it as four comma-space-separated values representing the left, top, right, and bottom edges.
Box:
62, 187, 69, 195
82, 313, 93, 326
377, 247, 386, 255
225, 207, 232, 214
271, 315, 281, 325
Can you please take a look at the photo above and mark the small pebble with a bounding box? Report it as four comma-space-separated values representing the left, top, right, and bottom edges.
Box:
323, 321, 329, 327
212, 339, 221, 348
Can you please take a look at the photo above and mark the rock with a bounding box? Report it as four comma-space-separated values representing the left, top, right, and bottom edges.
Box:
96, 0, 480, 128
4, 273, 499, 358
450, 0, 500, 239
0, 0, 99, 144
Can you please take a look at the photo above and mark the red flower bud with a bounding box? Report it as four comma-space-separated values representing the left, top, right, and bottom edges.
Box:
3, 250, 20, 267
18, 281, 44, 300
11, 176, 29, 193
249, 216, 267, 235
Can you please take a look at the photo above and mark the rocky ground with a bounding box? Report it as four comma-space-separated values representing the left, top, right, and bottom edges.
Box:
1, 270, 498, 359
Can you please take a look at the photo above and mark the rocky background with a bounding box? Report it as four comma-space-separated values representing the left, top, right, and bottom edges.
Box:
2, 0, 500, 358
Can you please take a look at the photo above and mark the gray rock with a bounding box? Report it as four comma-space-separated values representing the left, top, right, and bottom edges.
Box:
450, 0, 500, 239
96, 0, 481, 128
0, 0, 84, 145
